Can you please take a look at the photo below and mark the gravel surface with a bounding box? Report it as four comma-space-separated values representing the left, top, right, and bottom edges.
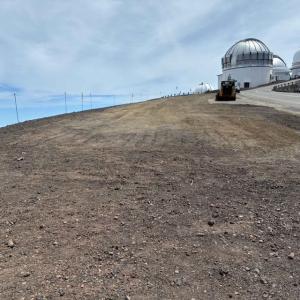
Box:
0, 94, 299, 299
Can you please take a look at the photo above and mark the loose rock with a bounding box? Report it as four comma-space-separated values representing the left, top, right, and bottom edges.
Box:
208, 220, 215, 226
219, 267, 229, 276
260, 276, 268, 284
20, 271, 31, 278
7, 239, 15, 248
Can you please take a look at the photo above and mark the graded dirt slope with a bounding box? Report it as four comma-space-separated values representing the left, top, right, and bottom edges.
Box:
0, 94, 299, 299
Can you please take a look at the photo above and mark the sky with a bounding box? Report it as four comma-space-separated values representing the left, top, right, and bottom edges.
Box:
0, 0, 299, 126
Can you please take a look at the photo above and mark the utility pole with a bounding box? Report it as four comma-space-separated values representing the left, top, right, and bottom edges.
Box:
81, 93, 84, 111
13, 93, 19, 123
64, 92, 67, 113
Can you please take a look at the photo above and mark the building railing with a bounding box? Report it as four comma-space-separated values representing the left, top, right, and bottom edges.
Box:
273, 79, 300, 93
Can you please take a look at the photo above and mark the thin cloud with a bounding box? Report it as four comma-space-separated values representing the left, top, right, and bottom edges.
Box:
0, 0, 298, 96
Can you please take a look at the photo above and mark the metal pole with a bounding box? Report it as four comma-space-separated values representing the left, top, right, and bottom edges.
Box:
13, 93, 20, 123
64, 92, 67, 113
81, 93, 83, 111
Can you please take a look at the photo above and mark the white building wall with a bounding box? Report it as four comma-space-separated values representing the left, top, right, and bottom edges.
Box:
220, 66, 272, 89
272, 70, 290, 81
292, 67, 300, 78
217, 74, 222, 89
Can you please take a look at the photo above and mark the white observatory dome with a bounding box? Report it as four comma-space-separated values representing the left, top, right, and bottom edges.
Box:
218, 38, 273, 89
194, 83, 212, 94
272, 55, 290, 81
222, 38, 273, 70
293, 50, 300, 65
291, 50, 300, 78
273, 55, 287, 68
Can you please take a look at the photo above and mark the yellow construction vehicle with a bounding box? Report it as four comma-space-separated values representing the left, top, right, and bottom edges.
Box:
216, 80, 236, 101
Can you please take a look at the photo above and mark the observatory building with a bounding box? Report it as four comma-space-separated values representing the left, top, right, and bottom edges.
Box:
218, 38, 274, 89
291, 50, 300, 78
271, 55, 290, 82
194, 82, 213, 94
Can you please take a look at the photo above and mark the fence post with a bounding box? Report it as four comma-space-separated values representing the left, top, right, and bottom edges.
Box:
13, 93, 20, 123
64, 92, 67, 113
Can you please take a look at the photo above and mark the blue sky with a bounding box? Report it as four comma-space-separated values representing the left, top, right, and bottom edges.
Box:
0, 0, 299, 126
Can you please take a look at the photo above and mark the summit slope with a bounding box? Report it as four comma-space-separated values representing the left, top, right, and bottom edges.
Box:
0, 94, 299, 299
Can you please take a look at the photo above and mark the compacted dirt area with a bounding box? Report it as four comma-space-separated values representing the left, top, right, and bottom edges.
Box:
0, 94, 299, 299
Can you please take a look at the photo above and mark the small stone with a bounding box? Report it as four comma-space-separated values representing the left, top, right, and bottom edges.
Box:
17, 156, 24, 161
7, 239, 15, 248
245, 267, 250, 271
175, 269, 179, 274
212, 212, 219, 218
288, 252, 295, 259
260, 276, 268, 284
58, 289, 65, 297
196, 232, 205, 237
208, 220, 215, 226
175, 278, 182, 286
262, 292, 269, 298
125, 296, 131, 300
53, 241, 58, 246
219, 267, 229, 276
20, 271, 31, 278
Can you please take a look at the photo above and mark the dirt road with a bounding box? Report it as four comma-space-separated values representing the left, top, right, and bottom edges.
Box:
0, 94, 299, 299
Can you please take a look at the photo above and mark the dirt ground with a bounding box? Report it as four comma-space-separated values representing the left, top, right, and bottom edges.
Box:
0, 94, 299, 300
